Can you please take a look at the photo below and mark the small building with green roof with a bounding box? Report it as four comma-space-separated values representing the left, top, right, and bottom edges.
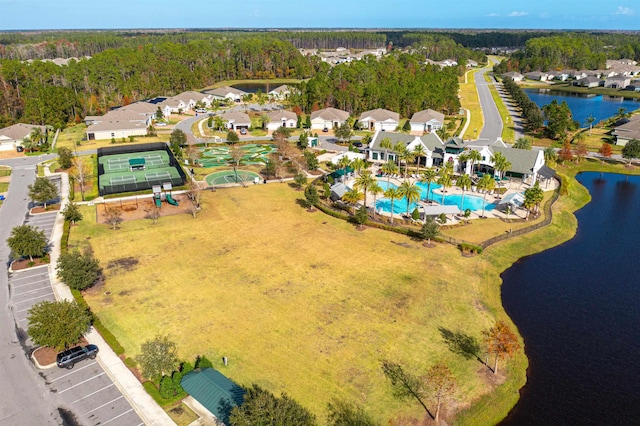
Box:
181, 368, 245, 424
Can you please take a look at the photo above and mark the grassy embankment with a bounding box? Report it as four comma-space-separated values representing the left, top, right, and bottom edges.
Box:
459, 68, 484, 139
55, 123, 170, 152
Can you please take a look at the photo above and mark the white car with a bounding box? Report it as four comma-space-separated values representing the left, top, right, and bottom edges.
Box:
155, 122, 167, 127
195, 108, 207, 113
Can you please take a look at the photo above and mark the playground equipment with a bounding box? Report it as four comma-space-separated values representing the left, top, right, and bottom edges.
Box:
152, 185, 162, 208
163, 182, 179, 206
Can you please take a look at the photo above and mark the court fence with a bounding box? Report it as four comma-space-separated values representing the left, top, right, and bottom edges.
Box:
97, 143, 187, 196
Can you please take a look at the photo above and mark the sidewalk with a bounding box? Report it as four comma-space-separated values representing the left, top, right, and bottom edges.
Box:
44, 168, 175, 426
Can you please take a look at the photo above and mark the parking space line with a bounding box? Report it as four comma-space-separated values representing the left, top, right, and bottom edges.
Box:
9, 274, 48, 281
50, 362, 98, 382
99, 408, 134, 426
58, 372, 106, 394
14, 292, 54, 307
72, 383, 115, 405
14, 286, 53, 296
82, 393, 121, 414
10, 279, 50, 287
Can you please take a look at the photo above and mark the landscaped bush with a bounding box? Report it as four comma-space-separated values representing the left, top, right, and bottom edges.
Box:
159, 375, 176, 399
172, 370, 184, 394
459, 242, 483, 254
180, 361, 194, 375
195, 355, 213, 370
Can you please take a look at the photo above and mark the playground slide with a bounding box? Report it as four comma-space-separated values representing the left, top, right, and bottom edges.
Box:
166, 194, 179, 206
155, 197, 162, 208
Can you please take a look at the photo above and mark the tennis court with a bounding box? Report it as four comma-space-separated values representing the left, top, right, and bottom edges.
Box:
205, 170, 262, 186
97, 144, 186, 195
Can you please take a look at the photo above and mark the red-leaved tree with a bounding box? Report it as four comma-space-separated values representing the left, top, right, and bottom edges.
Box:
483, 320, 520, 375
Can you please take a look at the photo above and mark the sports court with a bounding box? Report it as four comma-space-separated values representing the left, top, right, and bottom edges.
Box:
97, 143, 186, 196
205, 170, 262, 186
198, 144, 277, 168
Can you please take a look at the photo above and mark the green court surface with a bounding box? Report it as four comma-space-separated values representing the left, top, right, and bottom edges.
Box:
98, 149, 181, 193
205, 170, 262, 186
198, 144, 277, 168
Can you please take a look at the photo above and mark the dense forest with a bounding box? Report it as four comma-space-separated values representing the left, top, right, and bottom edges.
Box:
494, 33, 640, 72
0, 31, 467, 128
293, 52, 461, 116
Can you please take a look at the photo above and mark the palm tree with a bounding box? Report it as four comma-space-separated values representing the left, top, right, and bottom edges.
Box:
477, 174, 496, 218
399, 149, 416, 181
398, 180, 421, 217
30, 127, 46, 150
393, 141, 406, 169
381, 161, 398, 186
384, 187, 402, 224
437, 167, 453, 204
342, 188, 363, 215
513, 137, 532, 150
380, 137, 393, 161
351, 157, 366, 176
412, 144, 426, 174
353, 170, 376, 209
369, 182, 383, 220
466, 149, 482, 176
420, 168, 438, 202
337, 155, 352, 181
491, 152, 511, 183
543, 146, 557, 165
585, 115, 596, 135
458, 151, 470, 175
456, 173, 473, 211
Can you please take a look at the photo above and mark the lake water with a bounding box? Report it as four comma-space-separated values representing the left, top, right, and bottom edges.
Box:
500, 172, 640, 425
524, 89, 640, 127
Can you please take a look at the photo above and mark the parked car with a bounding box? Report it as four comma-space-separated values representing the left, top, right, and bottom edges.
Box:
240, 128, 247, 135
56, 344, 99, 369
195, 108, 207, 113
155, 122, 167, 127
16, 146, 24, 152
322, 127, 329, 132
353, 141, 363, 148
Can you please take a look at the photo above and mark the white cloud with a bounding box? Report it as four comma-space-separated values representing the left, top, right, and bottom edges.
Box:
509, 11, 528, 17
487, 13, 499, 17
612, 6, 633, 15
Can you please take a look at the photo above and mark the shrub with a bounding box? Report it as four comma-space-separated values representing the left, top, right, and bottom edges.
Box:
159, 375, 176, 399
181, 360, 194, 375
411, 207, 420, 220
172, 370, 184, 394
195, 355, 213, 370
56, 248, 102, 290
459, 242, 483, 254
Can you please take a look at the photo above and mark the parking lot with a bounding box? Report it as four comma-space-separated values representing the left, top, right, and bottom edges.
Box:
8, 209, 144, 426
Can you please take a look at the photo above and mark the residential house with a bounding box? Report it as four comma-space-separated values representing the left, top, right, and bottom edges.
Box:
525, 71, 549, 81
574, 76, 602, 88
159, 91, 213, 116
219, 111, 251, 130
625, 84, 640, 93
86, 111, 149, 141
0, 123, 47, 151
612, 115, 640, 146
604, 75, 632, 89
268, 84, 294, 100
607, 59, 638, 69
330, 151, 366, 165
409, 109, 445, 133
466, 59, 478, 68
265, 110, 297, 131
554, 71, 571, 81
502, 71, 524, 82
205, 86, 247, 102
569, 70, 588, 80
358, 108, 399, 132
310, 107, 350, 130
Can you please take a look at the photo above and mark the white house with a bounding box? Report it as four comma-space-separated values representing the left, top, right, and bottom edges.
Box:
612, 115, 640, 146
604, 75, 632, 89
265, 110, 297, 131
219, 112, 251, 130
502, 72, 524, 82
205, 86, 248, 102
268, 85, 294, 100
0, 123, 47, 151
86, 113, 148, 141
310, 107, 350, 130
367, 130, 444, 166
358, 108, 399, 132
159, 91, 213, 116
409, 109, 445, 133
330, 150, 366, 165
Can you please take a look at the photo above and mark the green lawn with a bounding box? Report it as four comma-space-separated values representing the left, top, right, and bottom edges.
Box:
487, 83, 516, 143
459, 68, 484, 139
67, 159, 633, 423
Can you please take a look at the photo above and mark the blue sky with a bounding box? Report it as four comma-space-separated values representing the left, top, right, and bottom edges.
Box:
0, 0, 637, 31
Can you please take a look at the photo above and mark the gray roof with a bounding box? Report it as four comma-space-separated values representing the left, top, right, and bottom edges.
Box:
420, 204, 460, 216
330, 182, 348, 200
410, 109, 445, 124
369, 131, 444, 158
492, 146, 540, 175
612, 115, 640, 140
266, 110, 297, 121
269, 84, 292, 94
206, 86, 247, 97
445, 137, 465, 149
0, 123, 47, 141
115, 102, 157, 115
499, 192, 525, 207
220, 111, 251, 124
87, 119, 147, 132
359, 108, 399, 123
310, 107, 350, 122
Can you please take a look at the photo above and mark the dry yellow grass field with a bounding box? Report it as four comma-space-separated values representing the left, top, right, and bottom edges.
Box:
459, 69, 484, 139
70, 183, 518, 422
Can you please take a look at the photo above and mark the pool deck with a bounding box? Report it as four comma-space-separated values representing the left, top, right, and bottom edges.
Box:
344, 168, 558, 223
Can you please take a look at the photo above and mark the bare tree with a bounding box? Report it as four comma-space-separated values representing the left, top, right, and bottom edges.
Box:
71, 157, 91, 201
104, 208, 123, 230
424, 364, 457, 424
185, 145, 202, 166
145, 207, 161, 224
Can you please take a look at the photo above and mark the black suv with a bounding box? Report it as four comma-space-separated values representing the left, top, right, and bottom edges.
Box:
56, 344, 99, 369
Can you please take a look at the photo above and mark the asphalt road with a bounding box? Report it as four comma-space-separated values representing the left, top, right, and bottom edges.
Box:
475, 65, 503, 141
0, 154, 65, 425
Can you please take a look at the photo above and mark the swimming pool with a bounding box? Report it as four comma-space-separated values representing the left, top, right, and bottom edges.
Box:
375, 180, 497, 214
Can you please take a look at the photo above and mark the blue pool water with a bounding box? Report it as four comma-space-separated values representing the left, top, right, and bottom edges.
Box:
375, 180, 497, 214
